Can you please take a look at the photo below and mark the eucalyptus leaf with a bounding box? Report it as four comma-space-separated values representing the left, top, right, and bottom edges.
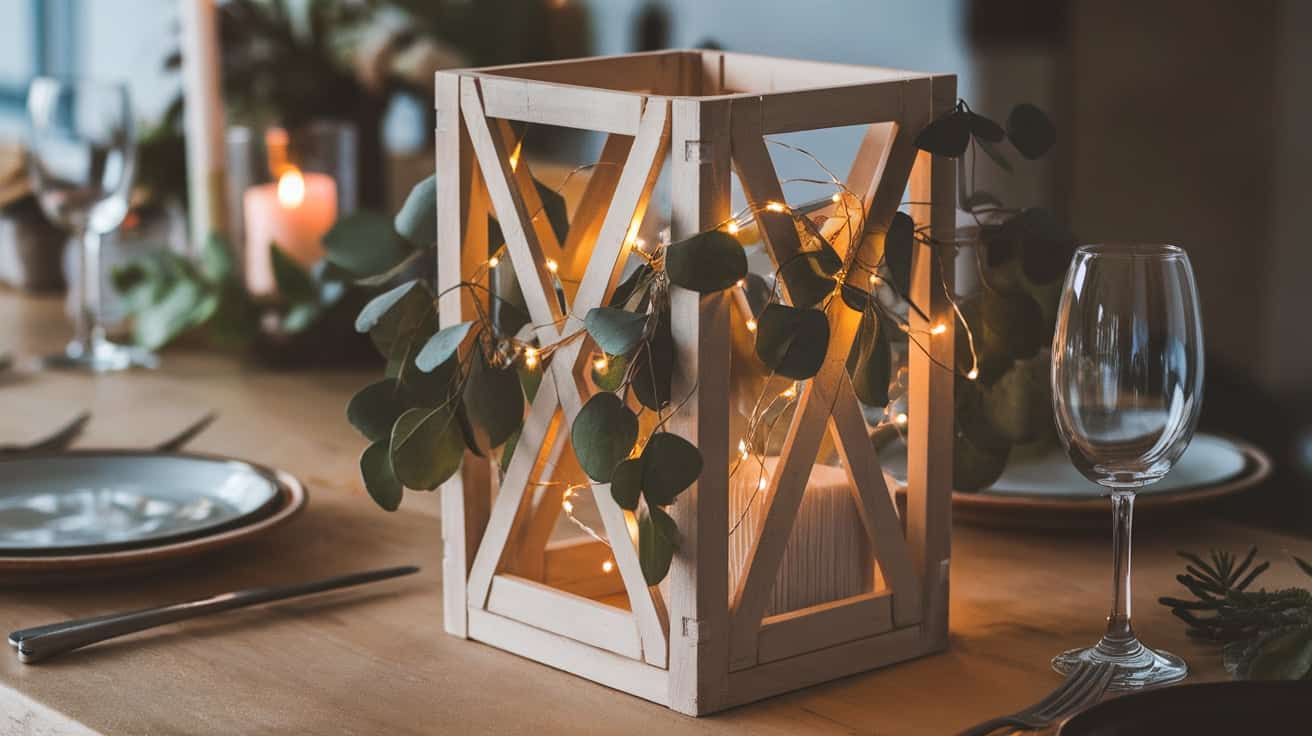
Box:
394, 174, 437, 246
571, 393, 638, 482
360, 441, 403, 511
609, 264, 652, 309
133, 279, 207, 350
610, 457, 644, 511
640, 433, 702, 506
585, 307, 650, 356
884, 212, 915, 295
463, 349, 524, 448
914, 109, 970, 157
200, 233, 236, 283
282, 302, 321, 333
839, 282, 872, 313
535, 179, 570, 244
357, 280, 436, 360
1006, 103, 1056, 160
632, 308, 674, 411
348, 379, 408, 443
778, 253, 836, 308
591, 352, 627, 392
389, 405, 465, 490
324, 211, 414, 278
741, 272, 773, 316
953, 425, 1010, 492
976, 137, 1013, 173
848, 313, 891, 408
796, 217, 842, 274
416, 321, 473, 372
755, 304, 830, 380
638, 505, 679, 585
983, 360, 1046, 443
665, 230, 748, 293
980, 289, 1044, 361
271, 244, 318, 305
1246, 626, 1312, 681
356, 279, 422, 334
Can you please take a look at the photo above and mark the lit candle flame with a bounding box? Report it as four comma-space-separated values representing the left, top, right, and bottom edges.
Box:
277, 167, 306, 208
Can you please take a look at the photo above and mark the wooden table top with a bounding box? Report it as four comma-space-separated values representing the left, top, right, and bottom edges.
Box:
1, 290, 1307, 735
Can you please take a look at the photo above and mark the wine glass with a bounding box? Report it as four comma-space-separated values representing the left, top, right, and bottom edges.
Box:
27, 77, 154, 371
1050, 243, 1204, 689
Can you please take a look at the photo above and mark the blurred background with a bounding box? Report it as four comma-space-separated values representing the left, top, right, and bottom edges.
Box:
1, 0, 1309, 531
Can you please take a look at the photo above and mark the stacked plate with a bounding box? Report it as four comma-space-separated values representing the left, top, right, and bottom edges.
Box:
0, 451, 306, 584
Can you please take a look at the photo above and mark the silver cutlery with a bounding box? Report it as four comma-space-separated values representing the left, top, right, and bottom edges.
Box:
10, 565, 420, 663
154, 411, 218, 452
0, 410, 91, 456
956, 661, 1117, 736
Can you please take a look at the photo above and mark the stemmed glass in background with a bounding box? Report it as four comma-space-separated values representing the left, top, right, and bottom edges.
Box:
27, 78, 154, 371
1050, 243, 1204, 689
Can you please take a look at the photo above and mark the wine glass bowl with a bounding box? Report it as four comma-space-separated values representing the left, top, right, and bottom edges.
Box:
26, 77, 152, 372
1050, 243, 1204, 689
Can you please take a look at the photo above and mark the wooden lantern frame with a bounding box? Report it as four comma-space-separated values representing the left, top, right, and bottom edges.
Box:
434, 50, 955, 716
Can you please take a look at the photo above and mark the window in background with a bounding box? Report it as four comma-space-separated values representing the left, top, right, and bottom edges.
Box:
0, 0, 78, 129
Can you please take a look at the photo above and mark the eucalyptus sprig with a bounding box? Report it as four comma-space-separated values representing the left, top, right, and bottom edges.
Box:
1159, 548, 1312, 680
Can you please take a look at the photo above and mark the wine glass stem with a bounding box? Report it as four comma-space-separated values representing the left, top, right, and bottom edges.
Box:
1106, 491, 1136, 643
74, 226, 105, 351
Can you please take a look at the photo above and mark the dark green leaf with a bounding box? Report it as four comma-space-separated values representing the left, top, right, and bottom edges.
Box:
535, 179, 570, 244
399, 351, 459, 409
456, 400, 486, 457
132, 279, 209, 350
282, 302, 321, 333
976, 137, 1012, 173
348, 379, 408, 442
389, 405, 465, 490
983, 360, 1048, 443
999, 208, 1077, 285
591, 352, 627, 392
953, 425, 1010, 492
638, 505, 679, 585
968, 111, 1005, 142
463, 350, 524, 448
200, 233, 237, 283
914, 109, 970, 157
584, 307, 650, 356
394, 174, 437, 246
980, 289, 1044, 361
665, 230, 748, 293
839, 282, 872, 313
356, 279, 421, 334
742, 272, 772, 316
361, 441, 403, 511
358, 280, 437, 361
640, 433, 702, 506
632, 308, 674, 411
416, 321, 473, 372
608, 265, 652, 309
1247, 627, 1312, 681
884, 212, 916, 295
1006, 103, 1056, 160
571, 393, 638, 482
324, 211, 414, 278
848, 313, 891, 407
610, 457, 643, 511
778, 253, 836, 308
755, 304, 830, 380
796, 217, 842, 275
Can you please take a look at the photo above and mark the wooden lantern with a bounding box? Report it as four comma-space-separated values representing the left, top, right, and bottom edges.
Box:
434, 50, 955, 716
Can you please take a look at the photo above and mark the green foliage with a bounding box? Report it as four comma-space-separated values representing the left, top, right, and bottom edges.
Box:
1160, 548, 1312, 681
584, 307, 649, 356
883, 212, 915, 296
571, 393, 638, 483
347, 379, 408, 443
631, 308, 673, 411
389, 405, 465, 490
394, 174, 437, 246
463, 349, 524, 448
325, 212, 413, 278
638, 505, 679, 586
665, 230, 748, 293
416, 322, 473, 372
848, 312, 891, 408
360, 441, 403, 512
755, 304, 830, 380
914, 109, 970, 157
640, 433, 703, 506
609, 458, 644, 511
1006, 103, 1057, 160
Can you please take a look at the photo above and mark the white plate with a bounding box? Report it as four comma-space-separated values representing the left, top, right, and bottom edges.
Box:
0, 453, 281, 554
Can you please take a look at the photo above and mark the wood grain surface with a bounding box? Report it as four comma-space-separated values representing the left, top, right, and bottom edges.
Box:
1, 291, 1306, 735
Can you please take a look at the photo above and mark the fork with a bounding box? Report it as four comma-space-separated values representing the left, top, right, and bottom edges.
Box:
956, 661, 1117, 736
0, 411, 91, 456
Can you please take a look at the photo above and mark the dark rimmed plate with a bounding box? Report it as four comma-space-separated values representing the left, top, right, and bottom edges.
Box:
1058, 681, 1309, 735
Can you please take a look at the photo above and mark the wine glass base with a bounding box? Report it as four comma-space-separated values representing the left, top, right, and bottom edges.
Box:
44, 340, 157, 373
1052, 636, 1187, 690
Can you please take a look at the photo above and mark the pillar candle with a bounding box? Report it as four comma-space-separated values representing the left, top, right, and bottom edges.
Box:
242, 169, 337, 296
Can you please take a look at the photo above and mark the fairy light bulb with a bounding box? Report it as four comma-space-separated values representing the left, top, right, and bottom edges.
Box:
781, 384, 798, 399
487, 256, 500, 268
930, 323, 947, 336
830, 192, 841, 203
736, 278, 746, 288
593, 356, 609, 372
869, 273, 881, 286
545, 258, 559, 274
745, 318, 758, 332
967, 368, 979, 381
895, 412, 908, 426
738, 439, 749, 459
765, 201, 786, 213
524, 347, 539, 369
727, 221, 740, 235
562, 499, 574, 513
602, 559, 614, 573
758, 477, 768, 491
508, 141, 523, 171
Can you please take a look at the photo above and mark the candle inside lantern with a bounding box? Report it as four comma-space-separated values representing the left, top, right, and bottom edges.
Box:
242, 166, 337, 296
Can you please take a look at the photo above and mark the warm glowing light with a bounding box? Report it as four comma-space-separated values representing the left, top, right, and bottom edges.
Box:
831, 192, 841, 203
524, 347, 540, 369
562, 499, 574, 513
601, 559, 614, 573
758, 477, 769, 491
735, 279, 746, 288
930, 323, 947, 336
899, 323, 910, 333
277, 167, 306, 208
727, 221, 740, 235
765, 201, 786, 213
868, 273, 881, 286
487, 256, 500, 268
545, 258, 559, 274
508, 141, 523, 171
966, 368, 979, 381
781, 384, 797, 399
745, 318, 758, 332
895, 412, 908, 425
633, 238, 646, 250
593, 356, 609, 372
738, 439, 749, 459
